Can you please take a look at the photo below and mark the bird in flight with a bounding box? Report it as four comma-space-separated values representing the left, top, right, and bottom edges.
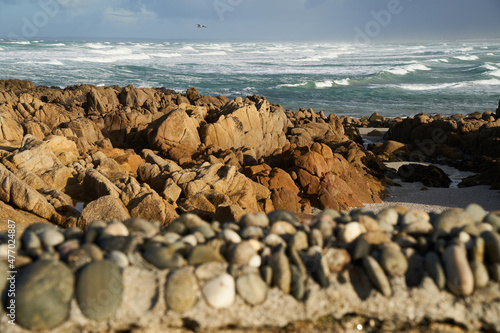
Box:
197, 24, 207, 28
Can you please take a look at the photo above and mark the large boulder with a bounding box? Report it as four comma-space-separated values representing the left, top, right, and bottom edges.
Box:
201, 99, 288, 160
0, 169, 63, 225
147, 109, 202, 159
171, 163, 261, 215
78, 195, 130, 226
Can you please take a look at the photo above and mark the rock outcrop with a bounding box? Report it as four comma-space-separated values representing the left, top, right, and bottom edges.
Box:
0, 80, 385, 230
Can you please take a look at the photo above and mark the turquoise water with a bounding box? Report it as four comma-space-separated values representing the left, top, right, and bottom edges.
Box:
1, 38, 499, 117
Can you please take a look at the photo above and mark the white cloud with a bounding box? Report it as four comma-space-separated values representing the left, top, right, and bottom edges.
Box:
102, 5, 156, 26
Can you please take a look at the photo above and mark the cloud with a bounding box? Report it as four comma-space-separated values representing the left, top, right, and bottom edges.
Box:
102, 5, 156, 27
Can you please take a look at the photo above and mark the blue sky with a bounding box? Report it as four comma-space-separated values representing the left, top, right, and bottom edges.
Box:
1, 0, 499, 41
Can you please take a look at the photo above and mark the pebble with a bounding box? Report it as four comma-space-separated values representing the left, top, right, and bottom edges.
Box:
470, 261, 489, 289
380, 243, 408, 277
40, 229, 65, 247
490, 263, 500, 282
241, 226, 264, 239
362, 256, 392, 297
15, 260, 74, 330
163, 232, 182, 244
352, 236, 370, 260
290, 265, 305, 301
107, 250, 130, 268
248, 254, 262, 268
188, 245, 226, 265
465, 203, 488, 223
143, 243, 185, 269
268, 210, 299, 227
22, 231, 42, 251
165, 268, 199, 313
291, 230, 309, 251
358, 215, 380, 232
442, 245, 474, 297
481, 231, 500, 263
425, 252, 446, 290
84, 220, 106, 244
102, 221, 129, 237
181, 234, 198, 247
164, 221, 187, 236
341, 222, 366, 244
58, 239, 81, 261
270, 246, 291, 294
270, 221, 297, 235
260, 265, 273, 285
402, 209, 433, 234
484, 213, 500, 229
264, 233, 286, 247
313, 214, 336, 240
193, 225, 216, 239
123, 217, 160, 237
236, 273, 268, 305
240, 212, 270, 228
324, 248, 351, 273
76, 260, 123, 320
202, 273, 235, 309
231, 241, 257, 266
377, 208, 399, 226
222, 228, 242, 244
64, 227, 84, 240
177, 213, 212, 230
434, 208, 475, 239
310, 228, 324, 248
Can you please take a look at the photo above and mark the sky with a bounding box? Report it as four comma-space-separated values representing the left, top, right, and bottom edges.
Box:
0, 0, 499, 42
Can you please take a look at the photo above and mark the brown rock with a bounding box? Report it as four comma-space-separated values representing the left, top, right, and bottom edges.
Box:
79, 195, 130, 226
271, 188, 301, 213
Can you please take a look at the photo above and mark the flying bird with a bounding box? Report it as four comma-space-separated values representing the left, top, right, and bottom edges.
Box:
197, 24, 207, 28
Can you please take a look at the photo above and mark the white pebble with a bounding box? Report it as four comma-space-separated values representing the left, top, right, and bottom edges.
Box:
202, 273, 235, 309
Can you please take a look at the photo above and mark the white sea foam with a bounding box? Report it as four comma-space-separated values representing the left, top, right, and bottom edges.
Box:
150, 53, 182, 58
9, 41, 30, 45
181, 46, 197, 52
85, 43, 108, 49
334, 78, 350, 86
48, 43, 66, 47
0, 47, 3, 51
385, 63, 431, 75
314, 80, 334, 88
488, 70, 500, 78
91, 47, 134, 55
396, 83, 463, 91
454, 55, 479, 61
194, 51, 228, 56
430, 58, 449, 63
73, 53, 151, 63
487, 53, 494, 56
277, 82, 308, 88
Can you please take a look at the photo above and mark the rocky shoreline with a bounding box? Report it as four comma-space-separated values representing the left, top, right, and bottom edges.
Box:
1, 79, 500, 332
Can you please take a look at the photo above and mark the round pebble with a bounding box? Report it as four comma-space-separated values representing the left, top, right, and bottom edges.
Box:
341, 222, 366, 244
268, 210, 299, 226
481, 231, 500, 263
291, 230, 309, 251
22, 231, 41, 251
465, 203, 488, 223
165, 268, 199, 313
434, 209, 474, 239
270, 221, 297, 235
240, 212, 270, 228
76, 260, 123, 320
107, 250, 129, 268
377, 208, 399, 226
202, 273, 235, 309
15, 260, 74, 330
123, 218, 159, 237
143, 243, 185, 269
380, 243, 408, 277
222, 228, 242, 244
231, 241, 257, 266
188, 245, 226, 265
40, 229, 65, 247
102, 221, 129, 237
236, 273, 267, 305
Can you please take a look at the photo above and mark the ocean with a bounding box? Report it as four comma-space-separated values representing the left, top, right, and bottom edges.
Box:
1, 38, 499, 118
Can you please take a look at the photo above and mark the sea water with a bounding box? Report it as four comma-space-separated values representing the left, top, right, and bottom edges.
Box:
1, 38, 499, 118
